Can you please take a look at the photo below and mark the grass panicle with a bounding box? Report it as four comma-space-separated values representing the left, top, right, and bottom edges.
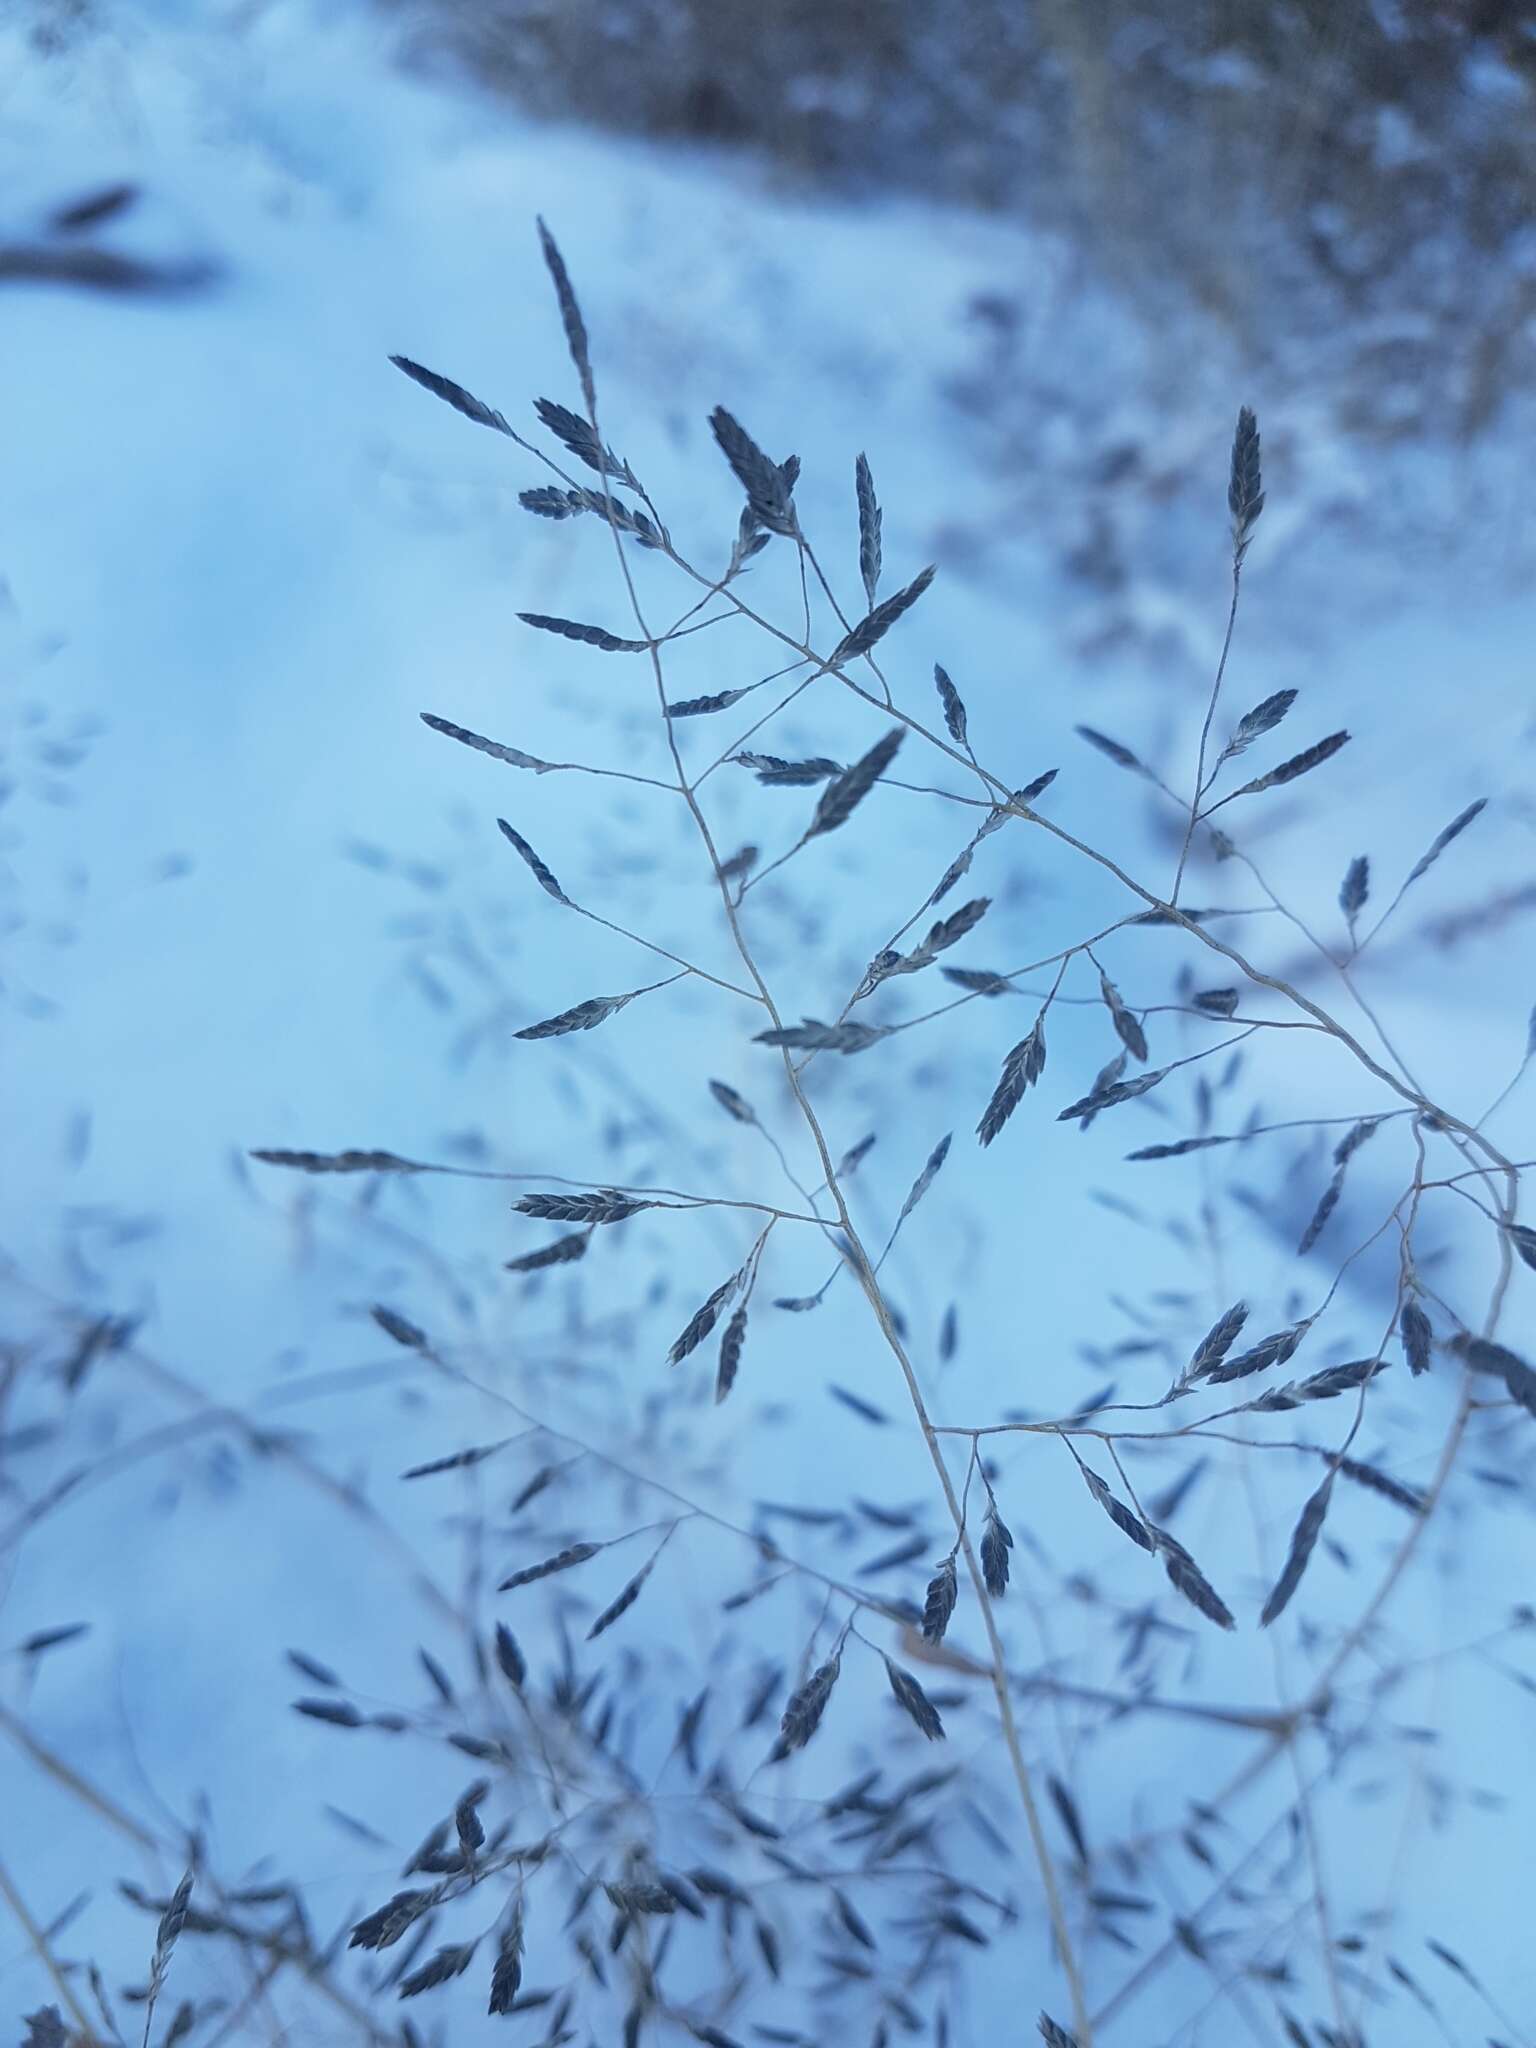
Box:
50, 220, 1523, 2048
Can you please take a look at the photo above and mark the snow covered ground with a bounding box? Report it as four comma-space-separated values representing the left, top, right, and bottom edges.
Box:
3, 3, 1535, 2043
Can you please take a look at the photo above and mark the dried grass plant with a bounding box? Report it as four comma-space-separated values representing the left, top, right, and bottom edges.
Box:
389, 1, 1536, 438
9, 221, 1535, 2048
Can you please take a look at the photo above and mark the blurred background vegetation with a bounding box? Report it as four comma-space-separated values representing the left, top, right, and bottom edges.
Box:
389, 0, 1536, 443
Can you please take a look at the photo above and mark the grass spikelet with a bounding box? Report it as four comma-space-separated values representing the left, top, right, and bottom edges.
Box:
294, 1697, 365, 1726
922, 897, 990, 958
1098, 973, 1149, 1063
710, 407, 797, 536
389, 355, 513, 437
829, 565, 936, 665
250, 1147, 424, 1175
666, 688, 754, 717
587, 1558, 656, 1640
1228, 405, 1264, 563
505, 1231, 589, 1273
372, 1305, 428, 1351
833, 1889, 877, 1950
808, 729, 905, 839
1201, 1322, 1307, 1386
402, 1439, 510, 1480
668, 1272, 744, 1365
519, 483, 583, 520
839, 1133, 877, 1176
399, 1939, 477, 2000
1038, 2017, 1080, 2047
1340, 855, 1370, 930
855, 453, 882, 606
1451, 1334, 1536, 1416
709, 1079, 756, 1124
897, 1134, 952, 1225
868, 900, 991, 987
499, 1542, 603, 1592
516, 612, 648, 653
922, 1556, 959, 1641
771, 1653, 842, 1759
493, 1623, 526, 1689
496, 819, 572, 906
1072, 1050, 1127, 1130
520, 481, 659, 544
1187, 1303, 1249, 1383
1333, 1117, 1382, 1166
350, 1888, 436, 1952
140, 1868, 194, 2042
1014, 767, 1059, 806
515, 989, 645, 1039
420, 713, 553, 774
1220, 688, 1295, 763
1079, 1466, 1154, 1552
859, 1533, 928, 1574
1048, 1775, 1089, 1864
531, 396, 636, 486
1403, 798, 1487, 889
1193, 987, 1239, 1017
933, 664, 968, 747
514, 1190, 648, 1223
1252, 1357, 1382, 1410
944, 965, 1014, 997
536, 217, 595, 414
1152, 1528, 1236, 1629
1075, 725, 1152, 779
716, 1306, 748, 1404
1260, 1473, 1334, 1626
1337, 1457, 1423, 1514
925, 845, 975, 907
830, 1385, 889, 1425
728, 508, 772, 574
1057, 1063, 1170, 1122
755, 1017, 892, 1054
676, 1691, 709, 1776
418, 1647, 455, 1703
980, 1505, 1013, 1598
18, 1624, 90, 1658
1127, 1134, 1231, 1160
1297, 1170, 1344, 1255
1225, 730, 1350, 800
883, 1655, 945, 1740
1425, 1938, 1481, 1989
977, 1018, 1046, 1147
487, 1905, 525, 2015
455, 1781, 487, 1856
735, 751, 842, 785
1505, 1222, 1536, 1273
568, 488, 660, 544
